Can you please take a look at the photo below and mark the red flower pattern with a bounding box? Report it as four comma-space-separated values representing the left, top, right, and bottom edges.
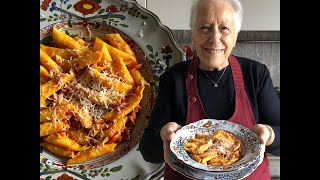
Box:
54, 173, 78, 180
73, 0, 101, 16
161, 45, 173, 54
106, 5, 119, 13
41, 0, 51, 11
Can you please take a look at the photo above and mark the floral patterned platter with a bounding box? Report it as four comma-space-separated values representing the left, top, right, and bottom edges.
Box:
170, 119, 261, 172
40, 0, 185, 179
169, 150, 260, 180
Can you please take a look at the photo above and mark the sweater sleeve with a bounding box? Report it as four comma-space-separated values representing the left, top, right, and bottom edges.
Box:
139, 71, 173, 163
256, 65, 280, 156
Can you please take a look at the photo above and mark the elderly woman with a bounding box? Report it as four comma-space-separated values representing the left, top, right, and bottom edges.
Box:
139, 0, 280, 179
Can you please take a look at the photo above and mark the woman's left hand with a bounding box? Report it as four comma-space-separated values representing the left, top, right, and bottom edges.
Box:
160, 122, 182, 171
249, 124, 271, 166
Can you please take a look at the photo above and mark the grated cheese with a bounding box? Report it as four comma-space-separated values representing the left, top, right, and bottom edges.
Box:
40, 28, 147, 164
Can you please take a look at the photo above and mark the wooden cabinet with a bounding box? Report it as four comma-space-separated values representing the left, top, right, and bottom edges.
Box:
145, 0, 279, 30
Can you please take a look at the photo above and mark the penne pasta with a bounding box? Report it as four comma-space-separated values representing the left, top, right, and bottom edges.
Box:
66, 143, 117, 165
112, 55, 134, 85
40, 121, 66, 137
40, 103, 74, 123
105, 33, 135, 57
40, 47, 62, 75
93, 37, 113, 66
40, 71, 74, 107
40, 26, 149, 165
73, 51, 103, 70
40, 43, 78, 60
183, 130, 242, 167
41, 141, 79, 158
102, 85, 144, 121
52, 26, 82, 50
43, 132, 84, 151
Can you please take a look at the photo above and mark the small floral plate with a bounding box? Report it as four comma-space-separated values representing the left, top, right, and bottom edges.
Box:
170, 119, 261, 172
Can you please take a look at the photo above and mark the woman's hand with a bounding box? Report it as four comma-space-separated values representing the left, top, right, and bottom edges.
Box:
249, 124, 274, 166
160, 122, 182, 171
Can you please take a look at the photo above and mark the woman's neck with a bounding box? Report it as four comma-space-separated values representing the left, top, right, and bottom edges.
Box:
198, 60, 229, 71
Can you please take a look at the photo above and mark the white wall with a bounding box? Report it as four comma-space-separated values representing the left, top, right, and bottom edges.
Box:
241, 0, 280, 31
135, 0, 146, 8
146, 0, 194, 30
144, 0, 280, 30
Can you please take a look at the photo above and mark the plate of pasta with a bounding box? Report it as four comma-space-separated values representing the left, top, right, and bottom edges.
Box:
169, 150, 261, 180
40, 0, 185, 178
170, 119, 261, 172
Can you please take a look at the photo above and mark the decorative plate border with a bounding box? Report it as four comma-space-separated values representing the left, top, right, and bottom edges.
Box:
169, 150, 260, 180
40, 0, 186, 94
40, 0, 185, 178
170, 119, 261, 172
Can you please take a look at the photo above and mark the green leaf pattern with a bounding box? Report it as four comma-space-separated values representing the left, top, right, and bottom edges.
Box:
40, 163, 140, 179
145, 44, 172, 94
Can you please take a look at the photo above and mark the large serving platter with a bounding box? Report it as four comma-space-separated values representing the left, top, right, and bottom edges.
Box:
40, 0, 185, 179
170, 119, 261, 172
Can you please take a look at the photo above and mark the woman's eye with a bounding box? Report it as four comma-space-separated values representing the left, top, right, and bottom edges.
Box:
221, 27, 230, 32
200, 26, 211, 33
201, 26, 210, 30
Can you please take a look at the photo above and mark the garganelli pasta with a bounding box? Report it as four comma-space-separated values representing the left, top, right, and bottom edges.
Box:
40, 26, 149, 164
183, 130, 242, 166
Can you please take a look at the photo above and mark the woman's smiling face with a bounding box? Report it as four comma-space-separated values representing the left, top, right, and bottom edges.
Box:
192, 0, 238, 70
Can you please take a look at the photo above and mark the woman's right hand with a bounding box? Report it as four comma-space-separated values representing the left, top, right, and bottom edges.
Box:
160, 122, 182, 171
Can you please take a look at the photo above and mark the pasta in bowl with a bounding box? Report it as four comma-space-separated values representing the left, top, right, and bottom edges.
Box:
170, 119, 261, 172
40, 23, 154, 169
183, 130, 242, 167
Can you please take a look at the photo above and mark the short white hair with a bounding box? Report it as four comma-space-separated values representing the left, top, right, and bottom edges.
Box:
189, 0, 243, 34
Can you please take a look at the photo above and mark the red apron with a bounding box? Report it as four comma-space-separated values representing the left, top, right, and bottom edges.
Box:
164, 55, 270, 180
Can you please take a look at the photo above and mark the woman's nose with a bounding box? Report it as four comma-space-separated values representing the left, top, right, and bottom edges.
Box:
208, 30, 221, 44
